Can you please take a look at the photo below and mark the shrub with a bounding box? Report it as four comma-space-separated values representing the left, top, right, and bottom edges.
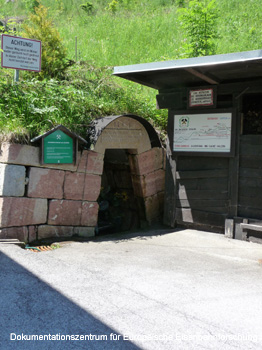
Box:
22, 2, 72, 79
80, 2, 94, 15
106, 0, 118, 14
178, 0, 219, 57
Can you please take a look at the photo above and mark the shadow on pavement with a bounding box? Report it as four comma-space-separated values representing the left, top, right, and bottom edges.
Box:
35, 225, 178, 247
0, 251, 141, 350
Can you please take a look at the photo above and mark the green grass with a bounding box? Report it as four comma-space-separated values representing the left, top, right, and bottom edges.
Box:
1, 0, 262, 141
3, 0, 262, 66
0, 63, 167, 141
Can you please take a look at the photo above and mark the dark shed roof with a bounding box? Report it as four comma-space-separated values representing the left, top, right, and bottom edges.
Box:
113, 49, 262, 90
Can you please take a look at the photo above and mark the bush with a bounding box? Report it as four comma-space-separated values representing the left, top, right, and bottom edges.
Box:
80, 2, 95, 15
22, 2, 72, 79
178, 0, 219, 57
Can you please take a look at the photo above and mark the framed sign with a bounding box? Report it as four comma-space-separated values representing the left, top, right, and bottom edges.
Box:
43, 130, 74, 164
31, 125, 87, 165
188, 87, 216, 108
172, 110, 235, 156
1, 34, 41, 72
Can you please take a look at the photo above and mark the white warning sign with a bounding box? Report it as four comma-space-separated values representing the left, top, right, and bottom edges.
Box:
1, 34, 41, 72
189, 88, 214, 107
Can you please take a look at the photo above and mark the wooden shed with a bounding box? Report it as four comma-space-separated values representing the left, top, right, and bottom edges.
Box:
114, 50, 262, 242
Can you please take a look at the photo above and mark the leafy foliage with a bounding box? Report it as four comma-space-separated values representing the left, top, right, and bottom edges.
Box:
106, 0, 118, 13
178, 0, 219, 57
80, 2, 94, 15
0, 63, 166, 142
22, 2, 71, 79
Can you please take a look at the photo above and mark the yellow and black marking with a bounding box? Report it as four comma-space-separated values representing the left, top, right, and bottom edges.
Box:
25, 245, 56, 253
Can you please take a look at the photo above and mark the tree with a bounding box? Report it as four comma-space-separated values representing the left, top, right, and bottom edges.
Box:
178, 0, 219, 57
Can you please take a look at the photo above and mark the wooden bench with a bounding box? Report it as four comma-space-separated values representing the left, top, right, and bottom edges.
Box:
240, 220, 262, 241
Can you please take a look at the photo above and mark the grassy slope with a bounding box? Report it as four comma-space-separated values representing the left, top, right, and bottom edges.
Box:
2, 0, 262, 65
0, 0, 262, 140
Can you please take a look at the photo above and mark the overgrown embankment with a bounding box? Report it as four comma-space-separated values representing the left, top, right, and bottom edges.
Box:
1, 0, 262, 142
0, 63, 167, 142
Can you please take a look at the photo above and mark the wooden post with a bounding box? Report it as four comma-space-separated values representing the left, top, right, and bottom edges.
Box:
228, 96, 241, 218
163, 111, 177, 227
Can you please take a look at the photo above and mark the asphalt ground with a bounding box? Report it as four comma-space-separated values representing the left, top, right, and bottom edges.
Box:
1, 227, 262, 350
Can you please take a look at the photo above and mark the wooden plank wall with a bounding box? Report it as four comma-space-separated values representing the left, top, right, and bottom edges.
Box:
175, 156, 229, 230
238, 135, 262, 218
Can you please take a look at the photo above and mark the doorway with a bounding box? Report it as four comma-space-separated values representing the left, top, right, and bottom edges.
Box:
96, 149, 144, 235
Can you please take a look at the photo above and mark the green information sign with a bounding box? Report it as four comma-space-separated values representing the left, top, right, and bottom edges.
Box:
43, 130, 73, 164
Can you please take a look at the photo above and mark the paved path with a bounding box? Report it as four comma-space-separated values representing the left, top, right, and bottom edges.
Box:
1, 228, 262, 349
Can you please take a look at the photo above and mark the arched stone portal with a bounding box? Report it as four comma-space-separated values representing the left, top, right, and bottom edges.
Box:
87, 114, 166, 233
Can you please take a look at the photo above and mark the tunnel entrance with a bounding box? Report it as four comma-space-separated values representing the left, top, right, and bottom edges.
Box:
87, 115, 165, 236
97, 149, 144, 235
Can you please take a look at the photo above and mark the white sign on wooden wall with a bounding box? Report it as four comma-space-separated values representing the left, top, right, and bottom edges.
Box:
173, 112, 232, 153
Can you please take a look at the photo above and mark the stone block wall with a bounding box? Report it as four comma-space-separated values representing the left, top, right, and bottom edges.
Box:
129, 147, 166, 224
0, 143, 103, 243
0, 141, 166, 243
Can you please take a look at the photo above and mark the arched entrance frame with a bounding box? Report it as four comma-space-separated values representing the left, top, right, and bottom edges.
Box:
86, 114, 166, 228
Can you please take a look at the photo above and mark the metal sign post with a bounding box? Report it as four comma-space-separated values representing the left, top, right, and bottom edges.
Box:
14, 69, 19, 83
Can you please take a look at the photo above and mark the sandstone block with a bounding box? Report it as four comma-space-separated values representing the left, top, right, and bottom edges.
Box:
48, 200, 82, 226
0, 164, 26, 196
0, 226, 28, 242
154, 169, 165, 193
129, 148, 165, 176
86, 151, 104, 175
74, 226, 95, 237
81, 202, 99, 226
0, 197, 47, 227
77, 150, 88, 173
129, 149, 155, 175
64, 172, 85, 200
38, 225, 74, 239
28, 168, 64, 199
83, 174, 101, 201
144, 194, 160, 225
28, 226, 37, 243
0, 143, 40, 166
128, 155, 137, 174
142, 172, 157, 197
93, 116, 151, 154
154, 147, 165, 170
42, 160, 78, 172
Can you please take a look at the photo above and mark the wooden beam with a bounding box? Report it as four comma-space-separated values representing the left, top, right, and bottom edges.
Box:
185, 67, 220, 85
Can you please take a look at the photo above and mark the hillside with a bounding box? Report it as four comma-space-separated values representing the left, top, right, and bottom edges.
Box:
0, 0, 262, 141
